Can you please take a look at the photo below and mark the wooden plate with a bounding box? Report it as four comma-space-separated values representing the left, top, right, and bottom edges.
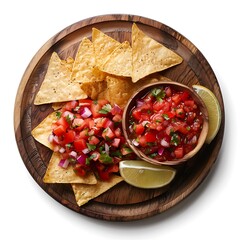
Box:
14, 14, 225, 221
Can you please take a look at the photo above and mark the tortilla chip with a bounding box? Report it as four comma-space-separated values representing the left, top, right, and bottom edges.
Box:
61, 56, 74, 71
71, 37, 106, 83
100, 41, 132, 77
34, 52, 87, 105
31, 112, 57, 150
43, 152, 97, 184
131, 23, 183, 82
72, 175, 123, 207
52, 102, 66, 110
81, 80, 107, 100
92, 28, 121, 67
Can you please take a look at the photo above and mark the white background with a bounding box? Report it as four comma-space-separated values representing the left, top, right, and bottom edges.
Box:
1, 0, 239, 239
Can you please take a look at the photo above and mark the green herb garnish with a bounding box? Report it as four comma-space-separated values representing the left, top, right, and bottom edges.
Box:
56, 111, 62, 119
151, 87, 166, 101
99, 103, 112, 114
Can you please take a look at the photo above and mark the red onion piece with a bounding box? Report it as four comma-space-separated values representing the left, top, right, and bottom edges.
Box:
111, 104, 122, 115
59, 147, 65, 153
136, 99, 144, 107
77, 154, 87, 165
69, 151, 77, 158
80, 107, 92, 119
82, 148, 90, 154
161, 138, 170, 147
58, 159, 69, 169
158, 147, 164, 156
132, 139, 139, 146
48, 134, 54, 143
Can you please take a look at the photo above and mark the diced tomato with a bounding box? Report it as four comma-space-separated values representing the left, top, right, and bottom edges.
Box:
73, 163, 86, 177
153, 101, 164, 111
64, 130, 76, 144
88, 135, 100, 145
144, 132, 156, 142
79, 129, 89, 140
53, 124, 66, 136
107, 164, 119, 173
174, 147, 184, 159
184, 100, 195, 107
134, 123, 145, 135
102, 127, 115, 140
102, 118, 114, 130
114, 127, 122, 137
172, 94, 182, 105
132, 108, 142, 120
181, 91, 189, 101
111, 138, 121, 148
56, 116, 69, 129
73, 138, 87, 152
175, 108, 185, 118
63, 100, 78, 111
138, 136, 147, 147
72, 118, 84, 128
112, 114, 122, 123
78, 99, 92, 107
121, 147, 133, 155
91, 99, 109, 118
165, 87, 172, 97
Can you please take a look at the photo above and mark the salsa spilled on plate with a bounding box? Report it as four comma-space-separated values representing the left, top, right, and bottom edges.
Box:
49, 99, 135, 181
128, 85, 204, 161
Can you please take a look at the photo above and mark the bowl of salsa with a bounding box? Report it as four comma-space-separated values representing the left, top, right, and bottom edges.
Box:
122, 81, 209, 165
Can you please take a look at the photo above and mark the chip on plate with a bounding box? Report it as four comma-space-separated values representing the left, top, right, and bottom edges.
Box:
92, 28, 121, 68
31, 111, 57, 150
43, 152, 97, 184
71, 37, 106, 83
131, 23, 183, 82
34, 52, 87, 105
72, 175, 123, 207
80, 80, 107, 100
99, 41, 132, 77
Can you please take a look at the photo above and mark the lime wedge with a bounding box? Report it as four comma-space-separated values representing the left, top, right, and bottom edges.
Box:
192, 85, 222, 144
119, 160, 176, 189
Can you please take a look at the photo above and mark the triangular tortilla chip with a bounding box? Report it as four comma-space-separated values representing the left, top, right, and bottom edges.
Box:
43, 152, 97, 184
81, 80, 107, 100
100, 41, 132, 77
34, 52, 87, 105
71, 37, 106, 83
72, 175, 123, 207
92, 28, 121, 67
132, 23, 183, 82
31, 111, 57, 150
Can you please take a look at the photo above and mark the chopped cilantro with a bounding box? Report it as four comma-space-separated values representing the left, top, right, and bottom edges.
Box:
99, 152, 113, 164
151, 87, 166, 101
87, 143, 96, 151
99, 103, 112, 114
171, 133, 180, 146
68, 157, 76, 163
56, 111, 62, 119
65, 115, 72, 124
162, 113, 170, 120
149, 153, 158, 158
111, 150, 122, 158
65, 143, 72, 149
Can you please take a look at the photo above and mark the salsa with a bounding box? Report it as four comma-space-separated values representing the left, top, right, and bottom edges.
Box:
128, 86, 204, 161
49, 99, 135, 180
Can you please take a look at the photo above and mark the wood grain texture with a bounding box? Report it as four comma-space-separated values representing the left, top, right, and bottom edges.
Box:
14, 14, 225, 221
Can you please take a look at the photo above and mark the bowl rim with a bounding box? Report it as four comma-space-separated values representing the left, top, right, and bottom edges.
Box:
122, 81, 209, 166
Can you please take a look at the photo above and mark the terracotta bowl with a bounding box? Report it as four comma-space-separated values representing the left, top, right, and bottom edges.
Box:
122, 81, 209, 166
